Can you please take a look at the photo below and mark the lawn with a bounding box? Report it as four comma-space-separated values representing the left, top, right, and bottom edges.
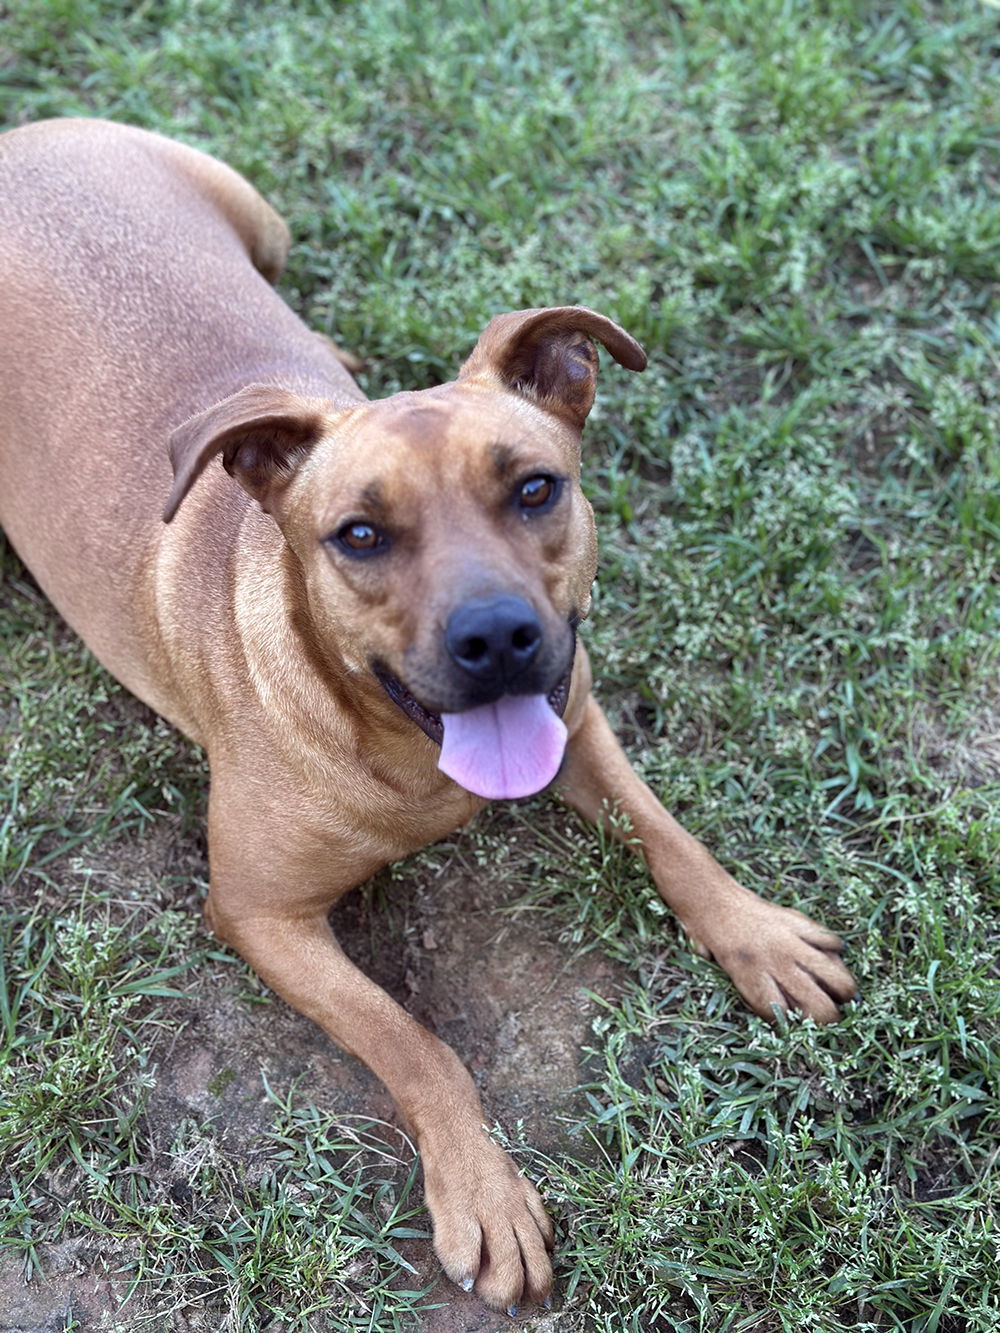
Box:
1, 1, 998, 1330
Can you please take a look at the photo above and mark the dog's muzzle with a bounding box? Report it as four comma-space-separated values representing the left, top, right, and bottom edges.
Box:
373, 631, 575, 746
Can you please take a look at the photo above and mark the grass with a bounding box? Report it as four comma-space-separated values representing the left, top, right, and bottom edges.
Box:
1, 0, 998, 1329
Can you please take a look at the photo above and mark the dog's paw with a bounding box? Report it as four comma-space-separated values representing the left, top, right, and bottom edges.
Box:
686, 898, 857, 1025
422, 1128, 554, 1313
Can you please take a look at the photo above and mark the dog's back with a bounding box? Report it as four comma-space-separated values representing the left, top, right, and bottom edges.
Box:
0, 118, 356, 714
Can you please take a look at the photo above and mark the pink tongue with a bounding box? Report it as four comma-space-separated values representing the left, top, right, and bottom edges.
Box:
439, 694, 568, 800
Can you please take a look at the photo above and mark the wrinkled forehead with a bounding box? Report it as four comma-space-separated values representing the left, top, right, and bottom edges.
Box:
314, 384, 577, 512
356, 382, 569, 452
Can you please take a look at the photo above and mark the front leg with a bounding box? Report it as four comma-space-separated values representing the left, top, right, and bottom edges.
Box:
204, 788, 553, 1314
556, 692, 857, 1023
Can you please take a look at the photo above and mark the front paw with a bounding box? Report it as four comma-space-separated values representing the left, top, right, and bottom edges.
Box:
687, 898, 857, 1024
422, 1127, 554, 1313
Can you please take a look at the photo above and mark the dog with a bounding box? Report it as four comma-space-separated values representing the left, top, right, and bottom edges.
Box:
0, 118, 856, 1314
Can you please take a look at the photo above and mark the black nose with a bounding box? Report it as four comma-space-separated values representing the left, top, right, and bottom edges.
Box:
446, 595, 542, 687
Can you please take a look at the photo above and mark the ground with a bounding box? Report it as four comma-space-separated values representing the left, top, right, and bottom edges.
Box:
0, 715, 636, 1331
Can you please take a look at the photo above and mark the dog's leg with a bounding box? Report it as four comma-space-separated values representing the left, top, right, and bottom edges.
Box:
202, 783, 553, 1313
556, 692, 857, 1022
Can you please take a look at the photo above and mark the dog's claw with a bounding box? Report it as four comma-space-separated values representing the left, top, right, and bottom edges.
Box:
460, 1276, 475, 1293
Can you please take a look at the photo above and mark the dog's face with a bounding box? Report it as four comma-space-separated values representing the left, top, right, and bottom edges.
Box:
287, 381, 593, 715
165, 307, 645, 795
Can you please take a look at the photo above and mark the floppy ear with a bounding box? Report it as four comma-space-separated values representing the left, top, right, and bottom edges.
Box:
458, 305, 647, 429
163, 385, 329, 522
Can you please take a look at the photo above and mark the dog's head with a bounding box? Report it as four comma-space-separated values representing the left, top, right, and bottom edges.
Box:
164, 306, 645, 797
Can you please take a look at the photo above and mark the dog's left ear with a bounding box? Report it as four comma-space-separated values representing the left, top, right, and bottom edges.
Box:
458, 306, 647, 429
163, 385, 329, 522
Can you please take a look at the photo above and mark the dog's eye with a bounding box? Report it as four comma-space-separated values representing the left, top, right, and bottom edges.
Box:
332, 521, 389, 556
518, 474, 559, 511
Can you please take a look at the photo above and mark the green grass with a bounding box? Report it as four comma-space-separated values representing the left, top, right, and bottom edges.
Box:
1, 0, 998, 1329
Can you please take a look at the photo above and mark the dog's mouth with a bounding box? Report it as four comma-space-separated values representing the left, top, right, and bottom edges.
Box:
372, 640, 575, 801
372, 662, 450, 746
371, 659, 573, 746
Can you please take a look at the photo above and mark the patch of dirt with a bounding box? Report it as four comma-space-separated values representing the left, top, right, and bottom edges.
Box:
329, 871, 622, 1153
0, 1241, 122, 1333
2, 817, 628, 1332
909, 691, 1000, 787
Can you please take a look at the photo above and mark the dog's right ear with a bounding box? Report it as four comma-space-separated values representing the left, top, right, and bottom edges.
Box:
163, 385, 329, 522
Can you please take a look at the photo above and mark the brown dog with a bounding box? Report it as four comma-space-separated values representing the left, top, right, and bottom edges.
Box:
0, 119, 856, 1313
